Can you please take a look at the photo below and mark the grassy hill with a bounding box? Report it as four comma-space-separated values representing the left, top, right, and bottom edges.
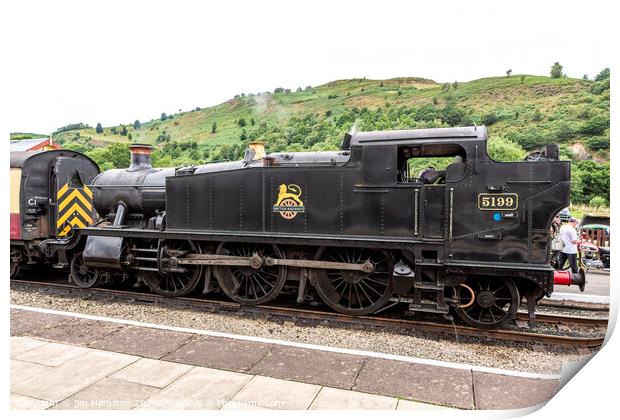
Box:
45, 72, 611, 205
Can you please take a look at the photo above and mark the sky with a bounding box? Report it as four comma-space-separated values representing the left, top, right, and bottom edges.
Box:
3, 0, 613, 134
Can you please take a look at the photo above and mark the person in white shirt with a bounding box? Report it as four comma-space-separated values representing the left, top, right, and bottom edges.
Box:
558, 217, 580, 273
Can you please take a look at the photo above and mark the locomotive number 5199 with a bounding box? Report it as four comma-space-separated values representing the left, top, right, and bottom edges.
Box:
477, 193, 518, 211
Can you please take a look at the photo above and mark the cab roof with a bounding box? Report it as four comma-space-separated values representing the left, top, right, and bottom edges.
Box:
343, 126, 487, 149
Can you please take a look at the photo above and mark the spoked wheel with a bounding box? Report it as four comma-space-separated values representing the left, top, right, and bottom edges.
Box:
311, 247, 393, 316
453, 277, 520, 329
142, 240, 203, 297
10, 248, 22, 279
214, 242, 287, 305
70, 252, 100, 288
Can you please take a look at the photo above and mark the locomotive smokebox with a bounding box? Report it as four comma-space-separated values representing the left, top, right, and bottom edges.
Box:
129, 144, 153, 171
91, 144, 174, 223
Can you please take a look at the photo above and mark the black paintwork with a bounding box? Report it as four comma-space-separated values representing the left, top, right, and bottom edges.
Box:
10, 150, 100, 241
70, 126, 570, 297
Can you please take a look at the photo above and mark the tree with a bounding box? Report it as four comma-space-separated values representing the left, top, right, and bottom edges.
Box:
595, 68, 610, 81
127, 133, 133, 141
161, 113, 167, 121
120, 126, 128, 136
506, 69, 512, 77
582, 74, 589, 81
520, 75, 526, 83
452, 81, 459, 89
95, 123, 103, 134
133, 120, 141, 129
211, 121, 217, 134
550, 62, 563, 78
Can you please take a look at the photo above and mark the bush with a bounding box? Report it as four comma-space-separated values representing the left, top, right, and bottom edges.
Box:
580, 114, 609, 135
550, 62, 563, 78
590, 78, 610, 95
325, 110, 332, 117
211, 121, 217, 133
487, 136, 526, 161
238, 118, 247, 127
481, 113, 498, 126
327, 94, 338, 99
589, 196, 607, 207
587, 136, 609, 150
595, 68, 610, 81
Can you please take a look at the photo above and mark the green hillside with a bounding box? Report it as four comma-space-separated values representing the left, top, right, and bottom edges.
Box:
48, 71, 610, 205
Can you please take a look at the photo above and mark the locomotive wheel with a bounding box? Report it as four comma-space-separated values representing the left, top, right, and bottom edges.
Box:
214, 242, 286, 305
453, 277, 519, 329
10, 248, 22, 279
70, 252, 100, 288
143, 240, 202, 297
311, 247, 393, 316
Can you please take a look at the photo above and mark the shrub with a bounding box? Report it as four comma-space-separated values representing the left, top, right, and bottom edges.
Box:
160, 113, 167, 121
211, 121, 217, 133
580, 114, 609, 135
481, 113, 498, 126
587, 136, 610, 150
96, 123, 103, 134
325, 110, 332, 117
238, 118, 247, 127
487, 136, 526, 161
589, 196, 607, 207
595, 68, 610, 81
328, 94, 338, 99
550, 62, 563, 78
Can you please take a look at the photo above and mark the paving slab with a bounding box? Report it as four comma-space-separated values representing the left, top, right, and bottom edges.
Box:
309, 387, 398, 410
10, 309, 71, 336
27, 317, 127, 346
353, 358, 474, 409
11, 336, 48, 357
229, 375, 321, 410
163, 335, 273, 373
473, 372, 559, 409
12, 348, 138, 402
111, 358, 193, 388
51, 377, 157, 410
139, 366, 252, 410
10, 393, 54, 410
87, 325, 193, 359
15, 342, 91, 367
11, 360, 54, 388
249, 345, 365, 389
397, 399, 452, 410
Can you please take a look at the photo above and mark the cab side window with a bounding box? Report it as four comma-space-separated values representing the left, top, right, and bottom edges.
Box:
397, 144, 466, 184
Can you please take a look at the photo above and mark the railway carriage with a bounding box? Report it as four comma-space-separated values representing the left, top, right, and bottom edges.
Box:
10, 150, 100, 277
39, 126, 572, 329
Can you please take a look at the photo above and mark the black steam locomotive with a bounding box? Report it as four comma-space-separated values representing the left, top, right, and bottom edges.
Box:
31, 126, 571, 329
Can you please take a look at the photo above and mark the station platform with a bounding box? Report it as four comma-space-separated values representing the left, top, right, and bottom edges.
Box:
10, 306, 561, 410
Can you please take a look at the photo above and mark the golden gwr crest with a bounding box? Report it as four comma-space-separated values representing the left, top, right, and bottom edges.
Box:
273, 184, 304, 220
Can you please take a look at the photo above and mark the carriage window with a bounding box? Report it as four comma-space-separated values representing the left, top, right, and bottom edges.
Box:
397, 144, 466, 184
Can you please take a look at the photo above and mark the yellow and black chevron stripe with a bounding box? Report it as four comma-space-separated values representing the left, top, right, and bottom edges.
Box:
56, 183, 94, 237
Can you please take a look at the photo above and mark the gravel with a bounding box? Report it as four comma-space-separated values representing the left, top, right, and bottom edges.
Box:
11, 283, 599, 374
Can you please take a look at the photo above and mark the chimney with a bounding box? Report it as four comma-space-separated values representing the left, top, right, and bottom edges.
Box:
129, 144, 153, 170
248, 142, 266, 160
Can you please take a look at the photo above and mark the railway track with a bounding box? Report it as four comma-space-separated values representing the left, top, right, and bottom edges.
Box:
11, 278, 607, 349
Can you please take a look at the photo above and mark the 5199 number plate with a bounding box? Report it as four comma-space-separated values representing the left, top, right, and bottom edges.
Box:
477, 193, 518, 211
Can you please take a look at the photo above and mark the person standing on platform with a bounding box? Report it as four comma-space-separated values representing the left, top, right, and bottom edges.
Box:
558, 217, 580, 273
